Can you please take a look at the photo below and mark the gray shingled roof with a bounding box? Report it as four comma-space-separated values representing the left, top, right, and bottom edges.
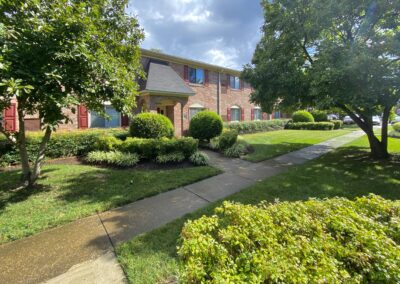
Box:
144, 62, 195, 95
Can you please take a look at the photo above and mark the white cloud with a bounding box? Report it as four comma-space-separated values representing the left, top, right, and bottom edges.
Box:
173, 9, 211, 23
204, 48, 239, 69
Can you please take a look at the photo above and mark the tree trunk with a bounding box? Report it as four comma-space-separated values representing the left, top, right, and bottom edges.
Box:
366, 131, 389, 159
17, 108, 31, 185
338, 104, 390, 159
29, 126, 52, 186
381, 106, 390, 153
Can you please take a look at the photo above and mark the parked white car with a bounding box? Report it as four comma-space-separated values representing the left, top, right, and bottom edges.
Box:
391, 115, 400, 124
327, 114, 339, 120
372, 116, 381, 125
343, 116, 354, 124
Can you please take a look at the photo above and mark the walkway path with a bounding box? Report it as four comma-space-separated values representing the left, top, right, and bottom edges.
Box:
0, 131, 364, 284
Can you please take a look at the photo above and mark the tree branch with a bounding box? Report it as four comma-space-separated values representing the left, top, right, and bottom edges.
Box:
301, 38, 314, 65
0, 122, 17, 144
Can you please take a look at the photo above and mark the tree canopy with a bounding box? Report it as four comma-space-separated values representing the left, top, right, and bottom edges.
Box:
0, 0, 144, 185
243, 0, 400, 158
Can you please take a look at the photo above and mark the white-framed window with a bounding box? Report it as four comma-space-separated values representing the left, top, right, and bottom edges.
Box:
90, 105, 120, 128
189, 67, 204, 84
254, 108, 262, 121
230, 106, 241, 122
189, 106, 205, 120
230, 76, 241, 89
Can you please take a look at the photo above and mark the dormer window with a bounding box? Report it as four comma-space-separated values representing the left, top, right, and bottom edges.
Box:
189, 67, 204, 84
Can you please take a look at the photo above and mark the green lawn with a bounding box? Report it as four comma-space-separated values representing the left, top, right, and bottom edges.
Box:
240, 129, 354, 162
0, 165, 221, 244
117, 136, 400, 284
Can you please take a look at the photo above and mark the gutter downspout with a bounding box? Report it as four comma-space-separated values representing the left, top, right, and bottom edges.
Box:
217, 71, 221, 115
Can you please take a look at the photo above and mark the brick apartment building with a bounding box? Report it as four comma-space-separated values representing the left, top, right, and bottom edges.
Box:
2, 49, 288, 136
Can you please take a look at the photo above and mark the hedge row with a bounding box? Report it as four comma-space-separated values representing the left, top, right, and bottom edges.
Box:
0, 129, 128, 166
223, 119, 288, 134
96, 136, 198, 160
285, 122, 335, 130
179, 195, 400, 283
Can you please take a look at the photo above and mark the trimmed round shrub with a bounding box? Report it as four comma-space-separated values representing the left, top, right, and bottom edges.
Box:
393, 122, 400, 132
218, 129, 238, 150
292, 110, 314, 123
130, 113, 174, 139
189, 111, 223, 141
179, 194, 400, 283
311, 110, 328, 122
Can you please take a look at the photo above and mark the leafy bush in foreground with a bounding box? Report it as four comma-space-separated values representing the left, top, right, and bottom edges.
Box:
189, 151, 209, 166
130, 112, 174, 139
189, 111, 223, 141
179, 195, 400, 283
292, 110, 314, 123
285, 122, 334, 130
86, 151, 139, 167
223, 119, 287, 134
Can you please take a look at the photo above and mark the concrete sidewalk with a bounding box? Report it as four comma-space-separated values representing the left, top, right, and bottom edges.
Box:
0, 130, 364, 284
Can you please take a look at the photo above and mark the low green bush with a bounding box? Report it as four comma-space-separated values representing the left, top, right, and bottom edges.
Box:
130, 112, 174, 139
208, 137, 220, 151
223, 119, 287, 134
179, 195, 400, 283
95, 135, 123, 151
0, 129, 128, 166
86, 151, 139, 167
155, 152, 185, 164
292, 110, 314, 123
331, 119, 343, 129
218, 129, 238, 150
310, 110, 328, 122
285, 122, 334, 130
189, 111, 223, 141
392, 122, 400, 132
189, 151, 209, 166
116, 137, 198, 160
223, 143, 248, 158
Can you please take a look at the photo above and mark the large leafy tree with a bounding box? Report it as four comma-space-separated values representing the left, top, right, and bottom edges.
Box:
0, 0, 144, 186
243, 0, 399, 159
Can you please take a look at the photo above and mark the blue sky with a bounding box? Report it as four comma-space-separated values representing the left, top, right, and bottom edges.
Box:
127, 0, 264, 70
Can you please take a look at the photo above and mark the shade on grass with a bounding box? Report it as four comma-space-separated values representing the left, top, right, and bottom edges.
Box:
240, 129, 354, 162
117, 136, 400, 284
0, 165, 221, 244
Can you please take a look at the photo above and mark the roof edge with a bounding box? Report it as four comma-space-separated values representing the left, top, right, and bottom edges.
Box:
141, 49, 241, 75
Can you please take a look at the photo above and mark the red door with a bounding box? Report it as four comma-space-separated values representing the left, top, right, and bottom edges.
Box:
78, 105, 88, 129
3, 103, 16, 132
121, 114, 129, 127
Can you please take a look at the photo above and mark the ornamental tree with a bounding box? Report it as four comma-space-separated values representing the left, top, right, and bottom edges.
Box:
243, 0, 399, 159
0, 0, 144, 186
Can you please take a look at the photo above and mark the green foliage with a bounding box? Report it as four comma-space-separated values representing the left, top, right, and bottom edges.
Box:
392, 122, 400, 132
156, 152, 185, 164
86, 151, 139, 167
331, 120, 344, 130
208, 137, 220, 151
292, 110, 314, 123
0, 129, 128, 166
179, 195, 400, 283
242, 0, 400, 158
310, 110, 328, 122
189, 111, 223, 141
285, 122, 335, 130
223, 119, 287, 134
115, 137, 198, 160
189, 151, 209, 166
95, 135, 123, 151
218, 129, 238, 150
223, 143, 248, 158
130, 113, 174, 139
